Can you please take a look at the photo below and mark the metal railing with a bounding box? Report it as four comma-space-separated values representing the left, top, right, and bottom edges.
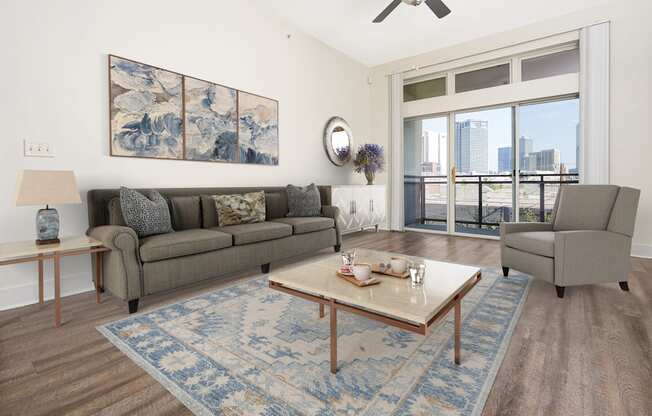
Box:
404, 173, 579, 230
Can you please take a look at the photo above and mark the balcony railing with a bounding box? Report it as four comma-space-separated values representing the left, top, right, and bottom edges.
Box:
404, 173, 579, 233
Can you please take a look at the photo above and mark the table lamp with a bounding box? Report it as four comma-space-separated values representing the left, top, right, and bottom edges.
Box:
15, 170, 82, 245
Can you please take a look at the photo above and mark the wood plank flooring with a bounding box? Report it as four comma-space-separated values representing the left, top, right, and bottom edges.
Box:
1, 231, 650, 415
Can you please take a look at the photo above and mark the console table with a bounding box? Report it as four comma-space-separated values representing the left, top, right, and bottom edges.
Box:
0, 236, 109, 327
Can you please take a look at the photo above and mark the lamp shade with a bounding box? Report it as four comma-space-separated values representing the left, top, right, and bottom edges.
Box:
15, 170, 82, 206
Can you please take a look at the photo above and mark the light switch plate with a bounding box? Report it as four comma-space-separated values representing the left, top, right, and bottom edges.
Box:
24, 140, 55, 158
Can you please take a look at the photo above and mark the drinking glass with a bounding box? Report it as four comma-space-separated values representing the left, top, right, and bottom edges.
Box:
341, 249, 356, 267
409, 262, 425, 286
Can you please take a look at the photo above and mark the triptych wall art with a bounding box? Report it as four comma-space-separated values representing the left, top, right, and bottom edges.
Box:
109, 55, 279, 165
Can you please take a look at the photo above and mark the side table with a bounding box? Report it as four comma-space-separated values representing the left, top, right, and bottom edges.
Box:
0, 236, 110, 327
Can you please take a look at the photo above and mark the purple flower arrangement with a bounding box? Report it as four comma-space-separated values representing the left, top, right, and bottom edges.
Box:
334, 146, 350, 162
353, 144, 385, 184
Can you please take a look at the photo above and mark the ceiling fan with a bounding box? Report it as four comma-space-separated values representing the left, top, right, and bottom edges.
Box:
373, 0, 451, 23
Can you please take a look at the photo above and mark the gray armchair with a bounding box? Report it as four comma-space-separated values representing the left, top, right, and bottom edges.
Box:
501, 185, 640, 298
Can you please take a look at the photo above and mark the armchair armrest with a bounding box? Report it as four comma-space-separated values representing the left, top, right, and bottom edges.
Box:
554, 230, 631, 287
88, 225, 142, 301
500, 222, 553, 239
321, 205, 342, 246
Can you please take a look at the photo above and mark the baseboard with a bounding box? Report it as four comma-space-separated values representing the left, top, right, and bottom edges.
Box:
631, 243, 652, 259
0, 272, 94, 311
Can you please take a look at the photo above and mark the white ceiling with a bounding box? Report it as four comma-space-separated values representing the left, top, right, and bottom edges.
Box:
252, 0, 608, 67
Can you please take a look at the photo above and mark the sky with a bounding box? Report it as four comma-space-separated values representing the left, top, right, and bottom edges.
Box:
420, 98, 580, 173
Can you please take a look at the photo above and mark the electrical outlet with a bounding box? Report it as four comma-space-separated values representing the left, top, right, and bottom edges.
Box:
24, 140, 55, 158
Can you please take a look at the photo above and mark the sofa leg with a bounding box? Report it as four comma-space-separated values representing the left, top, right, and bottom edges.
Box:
334, 244, 341, 253
619, 281, 630, 291
555, 286, 565, 298
502, 267, 509, 277
128, 299, 139, 314
261, 263, 271, 274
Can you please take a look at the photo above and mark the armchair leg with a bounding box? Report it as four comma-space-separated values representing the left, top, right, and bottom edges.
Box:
128, 299, 139, 314
334, 244, 341, 253
555, 286, 565, 298
502, 267, 509, 277
619, 281, 629, 291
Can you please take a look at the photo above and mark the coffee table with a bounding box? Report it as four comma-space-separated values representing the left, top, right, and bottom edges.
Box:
268, 249, 481, 373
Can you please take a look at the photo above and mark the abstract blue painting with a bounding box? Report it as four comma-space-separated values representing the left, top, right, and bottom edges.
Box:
238, 92, 279, 165
109, 56, 183, 159
184, 77, 238, 162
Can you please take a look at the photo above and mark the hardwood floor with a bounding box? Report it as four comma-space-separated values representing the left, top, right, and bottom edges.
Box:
1, 231, 650, 415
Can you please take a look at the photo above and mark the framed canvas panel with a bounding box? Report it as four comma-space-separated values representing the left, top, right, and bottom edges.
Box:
184, 77, 238, 162
109, 55, 184, 159
238, 91, 279, 165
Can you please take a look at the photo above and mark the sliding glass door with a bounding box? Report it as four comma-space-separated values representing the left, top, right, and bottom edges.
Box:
517, 98, 580, 222
453, 107, 514, 236
403, 115, 449, 231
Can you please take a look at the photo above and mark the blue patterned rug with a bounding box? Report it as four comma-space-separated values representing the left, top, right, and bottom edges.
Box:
98, 267, 530, 415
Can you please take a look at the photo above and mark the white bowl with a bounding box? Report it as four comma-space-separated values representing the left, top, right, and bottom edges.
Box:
352, 264, 371, 281
390, 258, 408, 274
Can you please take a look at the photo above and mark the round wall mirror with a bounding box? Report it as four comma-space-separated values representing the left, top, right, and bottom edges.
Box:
323, 117, 353, 166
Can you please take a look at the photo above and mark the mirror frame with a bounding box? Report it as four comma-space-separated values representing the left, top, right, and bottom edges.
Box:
323, 116, 353, 166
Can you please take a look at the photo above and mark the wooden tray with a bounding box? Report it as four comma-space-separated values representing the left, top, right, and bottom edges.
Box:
336, 271, 380, 287
371, 264, 410, 279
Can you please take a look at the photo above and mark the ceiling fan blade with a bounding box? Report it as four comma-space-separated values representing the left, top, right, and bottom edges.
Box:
425, 0, 451, 18
373, 0, 402, 23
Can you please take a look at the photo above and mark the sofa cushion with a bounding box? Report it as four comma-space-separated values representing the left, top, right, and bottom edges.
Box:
504, 231, 555, 258
140, 229, 232, 262
213, 191, 266, 227
120, 187, 173, 238
273, 217, 334, 235
553, 185, 620, 231
214, 222, 292, 246
286, 184, 322, 217
169, 196, 202, 231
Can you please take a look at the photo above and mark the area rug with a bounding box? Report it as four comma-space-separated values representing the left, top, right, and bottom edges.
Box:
98, 267, 531, 415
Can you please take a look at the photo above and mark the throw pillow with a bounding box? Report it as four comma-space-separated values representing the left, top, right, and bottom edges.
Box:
119, 187, 173, 237
286, 184, 321, 217
213, 191, 266, 227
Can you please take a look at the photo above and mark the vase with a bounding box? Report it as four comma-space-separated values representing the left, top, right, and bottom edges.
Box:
365, 170, 375, 185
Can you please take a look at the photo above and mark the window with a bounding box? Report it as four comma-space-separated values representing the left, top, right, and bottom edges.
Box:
403, 77, 446, 102
455, 64, 510, 93
521, 49, 579, 81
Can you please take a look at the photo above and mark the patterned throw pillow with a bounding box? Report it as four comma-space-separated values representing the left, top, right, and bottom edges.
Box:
213, 191, 266, 227
119, 187, 173, 237
286, 184, 322, 217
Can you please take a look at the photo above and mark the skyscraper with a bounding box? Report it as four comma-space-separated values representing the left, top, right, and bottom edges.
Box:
455, 120, 488, 173
497, 147, 512, 172
533, 149, 561, 172
422, 130, 446, 175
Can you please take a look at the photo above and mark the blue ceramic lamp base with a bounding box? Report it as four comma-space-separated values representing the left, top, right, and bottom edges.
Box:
36, 206, 60, 245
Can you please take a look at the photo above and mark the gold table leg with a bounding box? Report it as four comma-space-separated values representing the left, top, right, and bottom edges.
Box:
454, 296, 461, 365
330, 300, 337, 374
38, 256, 44, 305
95, 252, 103, 304
54, 254, 61, 327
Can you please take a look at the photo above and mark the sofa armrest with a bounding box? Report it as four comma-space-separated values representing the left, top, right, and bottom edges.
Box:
554, 230, 632, 287
500, 222, 553, 239
88, 225, 142, 301
321, 205, 342, 246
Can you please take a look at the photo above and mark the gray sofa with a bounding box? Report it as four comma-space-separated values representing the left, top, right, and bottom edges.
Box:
501, 185, 640, 298
87, 186, 341, 313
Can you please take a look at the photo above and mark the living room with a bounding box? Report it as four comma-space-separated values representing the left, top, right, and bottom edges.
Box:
1, 0, 650, 415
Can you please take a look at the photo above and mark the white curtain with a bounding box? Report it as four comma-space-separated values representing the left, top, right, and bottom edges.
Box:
389, 73, 404, 231
580, 22, 610, 184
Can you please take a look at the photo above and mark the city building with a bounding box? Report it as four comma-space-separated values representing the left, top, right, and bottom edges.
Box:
498, 146, 512, 172
455, 120, 488, 173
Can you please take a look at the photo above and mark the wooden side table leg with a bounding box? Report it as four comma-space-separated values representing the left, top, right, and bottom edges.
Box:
95, 252, 103, 304
454, 296, 461, 365
38, 256, 44, 305
330, 300, 337, 374
319, 303, 324, 318
54, 254, 61, 327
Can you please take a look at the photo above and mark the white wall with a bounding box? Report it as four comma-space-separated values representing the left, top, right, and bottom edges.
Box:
0, 0, 370, 310
368, 0, 652, 256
